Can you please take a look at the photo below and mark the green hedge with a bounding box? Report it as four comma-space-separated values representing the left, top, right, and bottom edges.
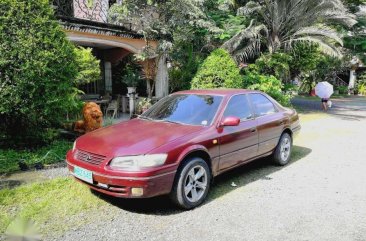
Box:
0, 0, 78, 147
191, 48, 242, 89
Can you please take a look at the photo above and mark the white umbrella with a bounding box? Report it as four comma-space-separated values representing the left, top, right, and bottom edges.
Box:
315, 81, 333, 99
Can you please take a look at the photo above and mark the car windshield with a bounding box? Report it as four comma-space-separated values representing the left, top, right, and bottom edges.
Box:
140, 94, 223, 126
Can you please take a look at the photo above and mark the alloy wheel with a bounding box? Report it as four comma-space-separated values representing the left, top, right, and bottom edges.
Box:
183, 165, 208, 203
280, 136, 291, 161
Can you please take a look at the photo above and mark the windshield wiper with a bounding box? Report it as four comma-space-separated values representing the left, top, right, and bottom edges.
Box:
138, 116, 182, 125
137, 115, 153, 121
160, 119, 183, 125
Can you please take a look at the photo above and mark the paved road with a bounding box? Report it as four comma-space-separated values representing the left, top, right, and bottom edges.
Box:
53, 97, 366, 241
292, 96, 366, 119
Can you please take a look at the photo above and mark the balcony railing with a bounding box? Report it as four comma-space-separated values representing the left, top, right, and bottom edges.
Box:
52, 0, 132, 30
53, 0, 111, 22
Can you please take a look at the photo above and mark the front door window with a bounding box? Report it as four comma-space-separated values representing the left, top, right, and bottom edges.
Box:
223, 95, 253, 120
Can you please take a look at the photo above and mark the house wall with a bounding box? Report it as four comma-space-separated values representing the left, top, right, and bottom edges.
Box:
73, 0, 109, 22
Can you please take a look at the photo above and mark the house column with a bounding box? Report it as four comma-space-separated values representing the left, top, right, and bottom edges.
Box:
104, 61, 112, 93
349, 57, 359, 95
348, 69, 356, 95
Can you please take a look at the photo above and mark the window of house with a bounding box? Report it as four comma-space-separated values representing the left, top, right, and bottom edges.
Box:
223, 95, 253, 120
249, 93, 277, 116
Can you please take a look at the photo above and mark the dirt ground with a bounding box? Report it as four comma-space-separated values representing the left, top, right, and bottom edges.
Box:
48, 97, 366, 241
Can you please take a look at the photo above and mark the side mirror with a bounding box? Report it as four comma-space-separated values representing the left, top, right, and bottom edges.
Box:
220, 116, 240, 127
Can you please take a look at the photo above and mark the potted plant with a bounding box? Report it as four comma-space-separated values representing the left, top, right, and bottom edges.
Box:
122, 63, 141, 94
137, 97, 152, 114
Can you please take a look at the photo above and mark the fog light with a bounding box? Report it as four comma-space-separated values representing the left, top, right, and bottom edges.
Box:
97, 182, 108, 189
131, 187, 144, 197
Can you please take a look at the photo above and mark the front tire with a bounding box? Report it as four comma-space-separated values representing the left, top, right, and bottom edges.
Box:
273, 133, 292, 166
170, 157, 211, 209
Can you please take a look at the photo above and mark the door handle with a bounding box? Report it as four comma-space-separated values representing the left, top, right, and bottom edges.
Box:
250, 128, 257, 133
278, 120, 284, 125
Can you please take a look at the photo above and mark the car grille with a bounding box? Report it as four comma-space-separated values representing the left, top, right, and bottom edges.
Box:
75, 149, 106, 166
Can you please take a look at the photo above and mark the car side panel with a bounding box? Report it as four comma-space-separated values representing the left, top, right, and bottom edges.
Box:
256, 112, 287, 155
217, 119, 258, 171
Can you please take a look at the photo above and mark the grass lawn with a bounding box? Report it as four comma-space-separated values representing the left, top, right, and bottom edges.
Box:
0, 177, 106, 236
0, 140, 72, 174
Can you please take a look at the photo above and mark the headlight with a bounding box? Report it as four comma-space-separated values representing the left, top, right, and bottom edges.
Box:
72, 141, 76, 152
109, 154, 168, 170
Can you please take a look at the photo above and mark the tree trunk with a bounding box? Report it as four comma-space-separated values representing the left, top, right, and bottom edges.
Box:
155, 54, 169, 98
146, 79, 152, 99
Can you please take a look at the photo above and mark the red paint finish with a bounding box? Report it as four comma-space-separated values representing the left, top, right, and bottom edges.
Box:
66, 89, 300, 198
220, 116, 241, 127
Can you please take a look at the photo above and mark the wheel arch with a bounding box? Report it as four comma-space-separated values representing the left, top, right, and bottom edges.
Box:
176, 146, 213, 174
282, 127, 293, 139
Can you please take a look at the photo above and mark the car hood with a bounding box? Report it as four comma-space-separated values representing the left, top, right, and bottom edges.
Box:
76, 119, 204, 157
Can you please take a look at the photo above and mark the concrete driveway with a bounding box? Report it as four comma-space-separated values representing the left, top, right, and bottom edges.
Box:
54, 97, 366, 241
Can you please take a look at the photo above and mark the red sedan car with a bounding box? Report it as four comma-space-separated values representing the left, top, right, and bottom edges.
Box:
66, 89, 300, 209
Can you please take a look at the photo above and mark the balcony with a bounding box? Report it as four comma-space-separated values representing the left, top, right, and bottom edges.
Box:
52, 0, 134, 33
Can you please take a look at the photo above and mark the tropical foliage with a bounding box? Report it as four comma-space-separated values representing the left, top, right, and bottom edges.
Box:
253, 52, 292, 82
357, 72, 366, 95
0, 0, 78, 147
242, 64, 291, 106
191, 49, 242, 89
169, 43, 204, 92
121, 62, 142, 88
109, 0, 220, 96
222, 0, 357, 61
344, 4, 366, 63
74, 47, 101, 86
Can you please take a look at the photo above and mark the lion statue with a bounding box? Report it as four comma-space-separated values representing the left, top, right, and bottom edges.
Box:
74, 102, 103, 133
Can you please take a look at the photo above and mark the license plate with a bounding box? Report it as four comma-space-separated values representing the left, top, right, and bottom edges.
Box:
73, 166, 93, 184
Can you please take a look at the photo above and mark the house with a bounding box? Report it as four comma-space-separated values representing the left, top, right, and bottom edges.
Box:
52, 0, 167, 98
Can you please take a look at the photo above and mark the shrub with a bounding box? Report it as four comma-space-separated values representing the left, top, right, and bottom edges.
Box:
243, 65, 291, 106
255, 52, 292, 82
191, 48, 242, 89
358, 73, 366, 95
0, 0, 78, 147
358, 84, 366, 95
121, 62, 142, 87
74, 47, 101, 85
337, 86, 348, 95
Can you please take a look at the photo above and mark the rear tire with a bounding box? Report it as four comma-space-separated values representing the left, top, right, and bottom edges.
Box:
273, 133, 292, 166
170, 157, 211, 209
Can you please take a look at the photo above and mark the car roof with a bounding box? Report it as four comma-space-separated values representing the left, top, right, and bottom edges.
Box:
173, 89, 260, 96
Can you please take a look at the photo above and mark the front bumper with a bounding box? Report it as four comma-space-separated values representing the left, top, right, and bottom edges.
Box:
66, 153, 177, 198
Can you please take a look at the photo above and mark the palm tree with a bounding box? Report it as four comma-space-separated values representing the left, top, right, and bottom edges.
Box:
222, 0, 357, 61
